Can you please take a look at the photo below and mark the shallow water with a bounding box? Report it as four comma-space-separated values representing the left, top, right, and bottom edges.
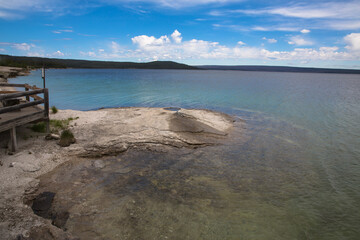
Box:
14, 69, 360, 239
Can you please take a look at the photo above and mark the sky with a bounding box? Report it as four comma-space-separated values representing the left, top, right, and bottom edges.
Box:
0, 0, 360, 68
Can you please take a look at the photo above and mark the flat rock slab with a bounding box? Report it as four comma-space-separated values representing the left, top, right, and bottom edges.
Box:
51, 107, 235, 157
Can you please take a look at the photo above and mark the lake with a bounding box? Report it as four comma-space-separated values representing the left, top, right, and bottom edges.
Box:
13, 69, 360, 239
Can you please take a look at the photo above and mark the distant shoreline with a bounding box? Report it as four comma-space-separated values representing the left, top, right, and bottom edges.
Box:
1, 54, 360, 74
198, 65, 360, 75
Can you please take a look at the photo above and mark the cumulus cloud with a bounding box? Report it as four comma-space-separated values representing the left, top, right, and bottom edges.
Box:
237, 41, 246, 45
288, 36, 313, 46
171, 30, 182, 43
132, 34, 171, 49
301, 29, 310, 34
91, 30, 359, 63
344, 33, 360, 51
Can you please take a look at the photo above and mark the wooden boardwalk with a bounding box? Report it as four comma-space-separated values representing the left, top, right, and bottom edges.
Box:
0, 83, 49, 152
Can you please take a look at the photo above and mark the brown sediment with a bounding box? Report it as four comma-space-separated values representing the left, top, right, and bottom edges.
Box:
0, 106, 244, 239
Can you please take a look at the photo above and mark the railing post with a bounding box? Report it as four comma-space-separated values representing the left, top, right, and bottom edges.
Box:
10, 127, 17, 152
25, 85, 30, 101
44, 88, 50, 133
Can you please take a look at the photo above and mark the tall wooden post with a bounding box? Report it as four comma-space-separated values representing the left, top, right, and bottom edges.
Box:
25, 84, 30, 101
42, 67, 46, 88
10, 127, 17, 152
44, 88, 50, 133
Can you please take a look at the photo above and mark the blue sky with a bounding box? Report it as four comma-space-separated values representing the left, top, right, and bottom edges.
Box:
0, 0, 360, 68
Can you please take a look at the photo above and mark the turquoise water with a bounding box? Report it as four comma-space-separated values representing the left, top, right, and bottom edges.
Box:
14, 69, 360, 239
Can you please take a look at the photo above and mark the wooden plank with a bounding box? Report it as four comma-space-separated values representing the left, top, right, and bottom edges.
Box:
0, 111, 45, 132
0, 99, 44, 114
0, 89, 44, 101
25, 84, 41, 90
0, 83, 26, 87
30, 95, 43, 101
0, 91, 20, 94
9, 127, 17, 152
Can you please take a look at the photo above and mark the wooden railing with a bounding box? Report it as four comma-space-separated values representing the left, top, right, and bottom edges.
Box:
0, 83, 49, 151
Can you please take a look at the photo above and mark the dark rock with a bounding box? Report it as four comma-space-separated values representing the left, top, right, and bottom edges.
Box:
31, 192, 55, 219
52, 211, 69, 229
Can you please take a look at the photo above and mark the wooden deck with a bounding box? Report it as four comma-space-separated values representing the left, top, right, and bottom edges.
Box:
0, 83, 49, 152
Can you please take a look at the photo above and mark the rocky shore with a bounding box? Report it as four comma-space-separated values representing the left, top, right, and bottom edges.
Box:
0, 105, 240, 239
0, 66, 30, 85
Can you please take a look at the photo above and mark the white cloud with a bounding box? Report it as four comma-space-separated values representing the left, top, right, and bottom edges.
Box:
328, 20, 360, 30
257, 1, 360, 19
111, 41, 122, 53
107, 0, 244, 9
27, 52, 44, 57
52, 50, 64, 57
301, 29, 310, 34
262, 37, 277, 43
56, 38, 72, 41
12, 43, 32, 51
288, 36, 314, 46
0, 9, 20, 19
92, 30, 359, 63
132, 34, 171, 49
0, 0, 245, 19
237, 41, 245, 45
0, 48, 5, 52
171, 30, 182, 43
80, 51, 96, 57
252, 26, 299, 32
53, 29, 74, 34
344, 33, 360, 51
226, 1, 360, 30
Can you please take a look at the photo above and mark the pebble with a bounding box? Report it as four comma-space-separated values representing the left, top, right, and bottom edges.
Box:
92, 160, 105, 169
45, 134, 60, 140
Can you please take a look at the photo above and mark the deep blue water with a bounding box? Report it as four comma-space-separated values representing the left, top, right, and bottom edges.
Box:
12, 69, 360, 239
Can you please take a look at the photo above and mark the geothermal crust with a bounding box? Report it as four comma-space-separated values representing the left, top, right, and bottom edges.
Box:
0, 107, 236, 239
